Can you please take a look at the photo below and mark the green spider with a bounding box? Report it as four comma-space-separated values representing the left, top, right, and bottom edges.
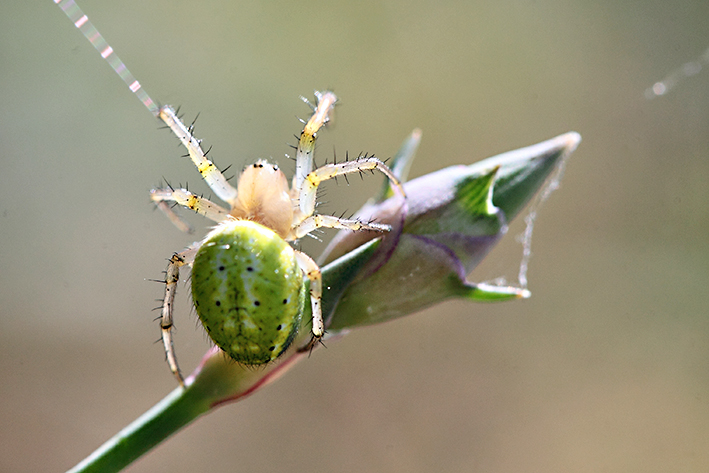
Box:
150, 92, 404, 385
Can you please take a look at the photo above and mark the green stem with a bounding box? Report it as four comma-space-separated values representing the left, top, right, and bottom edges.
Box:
65, 239, 383, 473
66, 386, 209, 473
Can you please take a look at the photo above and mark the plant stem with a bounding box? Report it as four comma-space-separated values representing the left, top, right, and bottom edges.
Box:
66, 386, 209, 473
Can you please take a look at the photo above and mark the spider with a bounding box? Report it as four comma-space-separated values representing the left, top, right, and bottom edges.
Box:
150, 91, 404, 385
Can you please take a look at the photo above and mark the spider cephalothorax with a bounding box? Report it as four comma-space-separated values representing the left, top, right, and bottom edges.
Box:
150, 92, 403, 385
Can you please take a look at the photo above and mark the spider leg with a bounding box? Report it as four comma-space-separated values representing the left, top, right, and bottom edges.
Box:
159, 106, 238, 205
290, 214, 391, 240
150, 187, 230, 225
292, 91, 337, 192
293, 250, 324, 347
154, 201, 194, 234
160, 245, 198, 386
295, 155, 405, 223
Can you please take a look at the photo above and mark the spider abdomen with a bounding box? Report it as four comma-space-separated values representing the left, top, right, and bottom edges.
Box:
191, 219, 306, 365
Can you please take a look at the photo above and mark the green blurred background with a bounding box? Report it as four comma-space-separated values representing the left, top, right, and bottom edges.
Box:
2, 1, 708, 472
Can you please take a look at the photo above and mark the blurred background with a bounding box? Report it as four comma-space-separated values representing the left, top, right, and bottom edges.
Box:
1, 1, 708, 472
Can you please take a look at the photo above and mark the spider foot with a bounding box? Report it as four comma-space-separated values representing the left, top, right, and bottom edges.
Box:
299, 332, 327, 356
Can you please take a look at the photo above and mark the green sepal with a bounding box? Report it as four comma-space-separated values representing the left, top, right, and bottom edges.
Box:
456, 165, 500, 217
458, 282, 531, 301
376, 128, 422, 201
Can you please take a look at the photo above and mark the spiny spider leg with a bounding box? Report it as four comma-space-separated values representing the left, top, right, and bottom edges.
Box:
159, 106, 238, 205
160, 245, 199, 386
293, 91, 337, 192
154, 201, 194, 234
295, 155, 405, 222
293, 251, 324, 346
151, 187, 230, 224
290, 215, 390, 240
